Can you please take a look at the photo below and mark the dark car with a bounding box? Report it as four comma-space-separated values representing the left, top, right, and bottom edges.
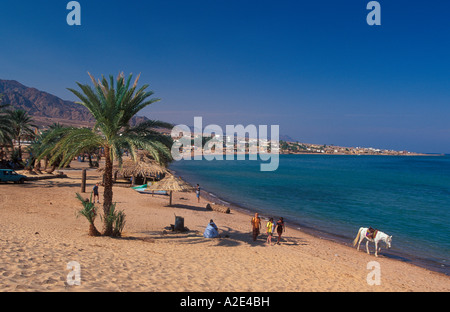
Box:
0, 169, 27, 184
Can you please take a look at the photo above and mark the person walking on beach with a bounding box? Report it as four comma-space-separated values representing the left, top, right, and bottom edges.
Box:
196, 184, 201, 203
266, 218, 274, 245
276, 217, 285, 245
93, 183, 100, 204
251, 213, 261, 241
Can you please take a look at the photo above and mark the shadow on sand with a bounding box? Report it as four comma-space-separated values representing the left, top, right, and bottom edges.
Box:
164, 203, 207, 212
130, 225, 309, 249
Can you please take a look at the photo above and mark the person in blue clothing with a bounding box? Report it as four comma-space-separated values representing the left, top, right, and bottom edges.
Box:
203, 219, 220, 238
93, 183, 100, 204
196, 184, 201, 203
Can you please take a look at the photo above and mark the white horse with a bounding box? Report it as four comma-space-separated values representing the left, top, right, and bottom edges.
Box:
353, 227, 392, 257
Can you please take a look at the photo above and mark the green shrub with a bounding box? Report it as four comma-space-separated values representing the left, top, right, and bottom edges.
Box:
101, 203, 126, 237
75, 192, 101, 236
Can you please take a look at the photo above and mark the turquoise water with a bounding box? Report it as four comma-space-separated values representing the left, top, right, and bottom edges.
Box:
170, 155, 450, 274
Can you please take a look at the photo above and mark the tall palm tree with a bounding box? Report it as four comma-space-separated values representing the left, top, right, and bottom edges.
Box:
0, 96, 14, 161
38, 73, 173, 236
9, 109, 37, 161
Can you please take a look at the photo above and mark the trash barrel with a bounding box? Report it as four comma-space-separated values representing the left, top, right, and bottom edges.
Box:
174, 216, 184, 232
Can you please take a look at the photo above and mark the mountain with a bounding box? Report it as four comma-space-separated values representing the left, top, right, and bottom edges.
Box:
0, 79, 148, 127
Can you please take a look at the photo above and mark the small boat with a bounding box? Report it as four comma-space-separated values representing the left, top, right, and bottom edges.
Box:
131, 184, 168, 195
131, 184, 148, 190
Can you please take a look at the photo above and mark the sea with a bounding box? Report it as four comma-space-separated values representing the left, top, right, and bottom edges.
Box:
169, 154, 450, 275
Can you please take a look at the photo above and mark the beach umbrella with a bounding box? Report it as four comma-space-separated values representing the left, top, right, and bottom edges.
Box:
146, 174, 195, 206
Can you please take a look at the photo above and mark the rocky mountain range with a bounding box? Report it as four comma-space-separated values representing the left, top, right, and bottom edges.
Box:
0, 79, 148, 127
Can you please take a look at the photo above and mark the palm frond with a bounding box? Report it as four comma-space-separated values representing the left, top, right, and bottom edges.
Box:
40, 127, 104, 168
75, 192, 97, 224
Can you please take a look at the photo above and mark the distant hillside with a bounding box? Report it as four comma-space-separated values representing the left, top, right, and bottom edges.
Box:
0, 79, 148, 127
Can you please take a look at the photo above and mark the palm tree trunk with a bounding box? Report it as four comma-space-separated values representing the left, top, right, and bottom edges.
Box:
88, 153, 93, 167
89, 223, 101, 236
46, 164, 56, 173
43, 157, 48, 171
102, 145, 114, 236
18, 138, 22, 160
34, 159, 42, 173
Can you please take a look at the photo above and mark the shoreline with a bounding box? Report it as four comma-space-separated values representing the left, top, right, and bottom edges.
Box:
170, 168, 449, 277
1, 161, 448, 292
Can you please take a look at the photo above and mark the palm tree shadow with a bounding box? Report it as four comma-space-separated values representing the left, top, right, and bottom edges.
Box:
19, 176, 82, 188
217, 226, 309, 247
134, 226, 308, 249
166, 203, 206, 212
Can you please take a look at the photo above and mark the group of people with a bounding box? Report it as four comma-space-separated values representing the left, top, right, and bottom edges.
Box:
92, 180, 285, 245
204, 214, 285, 245
251, 213, 285, 245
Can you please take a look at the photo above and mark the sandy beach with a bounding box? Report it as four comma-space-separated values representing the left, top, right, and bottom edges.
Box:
0, 161, 448, 292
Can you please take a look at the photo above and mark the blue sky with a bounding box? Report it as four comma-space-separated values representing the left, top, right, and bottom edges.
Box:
1, 1, 449, 153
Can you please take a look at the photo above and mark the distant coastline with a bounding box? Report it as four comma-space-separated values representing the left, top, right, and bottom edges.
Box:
279, 140, 439, 156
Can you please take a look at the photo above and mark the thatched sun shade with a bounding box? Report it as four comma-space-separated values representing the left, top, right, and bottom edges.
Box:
146, 174, 195, 206
98, 159, 168, 184
117, 159, 167, 177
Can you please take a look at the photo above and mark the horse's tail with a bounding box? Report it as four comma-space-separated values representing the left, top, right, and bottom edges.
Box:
353, 227, 363, 246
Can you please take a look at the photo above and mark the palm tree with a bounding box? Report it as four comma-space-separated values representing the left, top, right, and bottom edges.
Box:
38, 73, 173, 236
27, 123, 67, 173
9, 109, 37, 161
0, 95, 14, 161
